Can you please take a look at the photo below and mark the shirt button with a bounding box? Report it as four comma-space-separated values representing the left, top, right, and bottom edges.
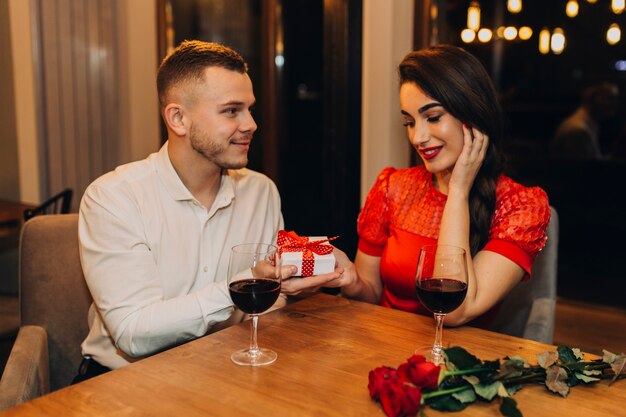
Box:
203, 266, 208, 272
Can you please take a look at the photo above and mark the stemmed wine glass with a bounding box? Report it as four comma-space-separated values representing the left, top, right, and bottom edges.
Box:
227, 243, 282, 366
415, 244, 468, 365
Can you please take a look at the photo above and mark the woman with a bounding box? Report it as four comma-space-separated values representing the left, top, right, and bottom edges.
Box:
338, 45, 550, 326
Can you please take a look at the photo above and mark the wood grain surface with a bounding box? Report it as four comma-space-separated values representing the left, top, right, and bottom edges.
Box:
2, 293, 623, 416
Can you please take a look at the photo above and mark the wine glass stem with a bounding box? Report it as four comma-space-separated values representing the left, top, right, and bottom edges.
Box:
249, 314, 260, 355
432, 313, 445, 364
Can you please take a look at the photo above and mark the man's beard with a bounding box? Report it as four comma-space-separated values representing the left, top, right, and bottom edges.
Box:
189, 125, 249, 170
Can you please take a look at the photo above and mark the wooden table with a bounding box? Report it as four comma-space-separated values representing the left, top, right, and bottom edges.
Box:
0, 199, 35, 294
2, 294, 623, 416
0, 199, 35, 238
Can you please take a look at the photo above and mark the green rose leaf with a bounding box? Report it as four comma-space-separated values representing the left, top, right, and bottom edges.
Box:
500, 397, 523, 417
507, 356, 530, 368
444, 346, 482, 370
603, 350, 618, 363
497, 382, 510, 398
452, 388, 477, 404
506, 384, 523, 396
582, 369, 602, 376
537, 351, 558, 369
428, 394, 467, 412
571, 348, 584, 360
557, 346, 580, 364
545, 365, 570, 397
500, 358, 527, 379
484, 359, 502, 371
567, 372, 580, 388
602, 350, 626, 384
439, 376, 464, 390
462, 375, 480, 385
574, 372, 601, 383
474, 381, 505, 401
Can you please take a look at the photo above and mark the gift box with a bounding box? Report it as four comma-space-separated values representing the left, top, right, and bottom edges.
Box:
277, 230, 337, 277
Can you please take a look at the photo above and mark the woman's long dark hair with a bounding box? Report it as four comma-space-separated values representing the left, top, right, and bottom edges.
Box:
399, 45, 506, 256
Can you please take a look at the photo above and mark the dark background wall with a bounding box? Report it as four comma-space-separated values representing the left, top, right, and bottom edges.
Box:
441, 0, 626, 308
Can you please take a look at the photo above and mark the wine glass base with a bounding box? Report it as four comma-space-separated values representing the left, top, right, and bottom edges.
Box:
231, 348, 277, 366
414, 345, 445, 366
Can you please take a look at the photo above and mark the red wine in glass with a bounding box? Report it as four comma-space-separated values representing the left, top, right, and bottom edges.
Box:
415, 278, 468, 314
229, 278, 281, 314
228, 243, 282, 366
415, 245, 468, 365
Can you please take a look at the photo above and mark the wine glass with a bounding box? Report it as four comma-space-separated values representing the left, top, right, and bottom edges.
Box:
415, 244, 468, 365
228, 243, 282, 366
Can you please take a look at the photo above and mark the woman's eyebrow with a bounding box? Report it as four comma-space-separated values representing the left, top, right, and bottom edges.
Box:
418, 102, 443, 114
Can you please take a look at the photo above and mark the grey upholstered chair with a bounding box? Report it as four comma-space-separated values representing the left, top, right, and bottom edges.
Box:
488, 206, 559, 344
0, 214, 92, 411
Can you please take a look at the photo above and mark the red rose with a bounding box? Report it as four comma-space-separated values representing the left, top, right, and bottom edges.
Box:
401, 383, 422, 416
368, 366, 396, 400
378, 376, 422, 417
397, 355, 440, 390
379, 376, 405, 417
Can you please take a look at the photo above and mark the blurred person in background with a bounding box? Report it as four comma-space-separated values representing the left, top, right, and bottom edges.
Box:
550, 82, 620, 160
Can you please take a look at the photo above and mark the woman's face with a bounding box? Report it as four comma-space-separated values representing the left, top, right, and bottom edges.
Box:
400, 82, 464, 175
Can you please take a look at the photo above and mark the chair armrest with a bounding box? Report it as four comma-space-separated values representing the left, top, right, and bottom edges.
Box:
0, 325, 50, 411
523, 297, 556, 344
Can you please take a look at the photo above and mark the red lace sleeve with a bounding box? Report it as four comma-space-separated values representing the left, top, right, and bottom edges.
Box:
357, 167, 396, 256
484, 178, 550, 275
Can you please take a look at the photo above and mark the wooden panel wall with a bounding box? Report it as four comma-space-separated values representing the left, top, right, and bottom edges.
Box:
33, 0, 120, 209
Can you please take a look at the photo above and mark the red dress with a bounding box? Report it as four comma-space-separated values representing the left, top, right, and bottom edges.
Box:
357, 166, 550, 323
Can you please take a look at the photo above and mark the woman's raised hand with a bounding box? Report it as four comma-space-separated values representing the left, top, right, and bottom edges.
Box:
448, 124, 489, 196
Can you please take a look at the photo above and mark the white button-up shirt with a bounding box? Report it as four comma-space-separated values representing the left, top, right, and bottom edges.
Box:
78, 142, 284, 369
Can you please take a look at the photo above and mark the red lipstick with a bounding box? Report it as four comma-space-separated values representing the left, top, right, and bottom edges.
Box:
419, 146, 442, 160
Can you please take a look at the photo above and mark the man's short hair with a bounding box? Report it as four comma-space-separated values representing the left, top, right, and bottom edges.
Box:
156, 40, 248, 109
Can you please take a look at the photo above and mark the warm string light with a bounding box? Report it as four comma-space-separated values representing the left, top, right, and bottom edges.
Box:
539, 28, 551, 54
551, 27, 566, 54
464, 25, 534, 43
503, 26, 518, 40
467, 1, 481, 31
461, 28, 476, 43
478, 28, 493, 42
607, 23, 621, 44
519, 26, 533, 40
517, 26, 533, 41
462, 1, 622, 48
566, 0, 579, 17
507, 0, 522, 14
430, 3, 438, 20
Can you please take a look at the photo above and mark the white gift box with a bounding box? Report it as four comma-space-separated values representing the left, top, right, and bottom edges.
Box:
281, 236, 336, 277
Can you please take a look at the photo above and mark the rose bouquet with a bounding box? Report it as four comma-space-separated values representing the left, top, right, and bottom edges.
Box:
368, 346, 625, 417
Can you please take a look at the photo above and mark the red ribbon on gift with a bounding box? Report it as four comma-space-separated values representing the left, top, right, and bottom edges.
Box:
277, 230, 338, 277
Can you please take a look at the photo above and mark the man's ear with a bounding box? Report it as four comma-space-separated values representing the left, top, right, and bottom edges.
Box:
163, 103, 187, 137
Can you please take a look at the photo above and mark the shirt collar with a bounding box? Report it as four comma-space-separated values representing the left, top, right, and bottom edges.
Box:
155, 141, 236, 211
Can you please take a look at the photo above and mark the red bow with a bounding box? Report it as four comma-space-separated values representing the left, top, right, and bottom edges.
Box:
277, 231, 338, 276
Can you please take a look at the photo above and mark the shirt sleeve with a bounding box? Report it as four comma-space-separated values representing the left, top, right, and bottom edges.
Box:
79, 184, 234, 358
357, 167, 395, 256
483, 184, 551, 277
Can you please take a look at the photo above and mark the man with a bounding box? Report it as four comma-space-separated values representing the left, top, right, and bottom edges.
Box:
76, 40, 342, 380
550, 82, 619, 159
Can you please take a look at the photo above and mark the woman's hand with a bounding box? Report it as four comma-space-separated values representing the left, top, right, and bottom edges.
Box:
448, 124, 489, 197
